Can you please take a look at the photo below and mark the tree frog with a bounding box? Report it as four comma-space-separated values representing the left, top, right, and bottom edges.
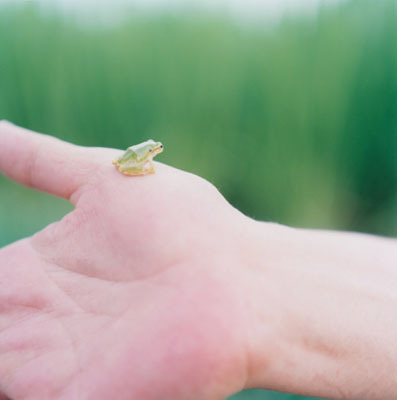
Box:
112, 140, 164, 176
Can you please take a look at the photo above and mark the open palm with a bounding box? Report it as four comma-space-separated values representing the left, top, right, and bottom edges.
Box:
0, 122, 250, 400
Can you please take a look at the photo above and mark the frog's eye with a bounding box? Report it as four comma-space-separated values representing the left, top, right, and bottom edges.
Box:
149, 148, 153, 152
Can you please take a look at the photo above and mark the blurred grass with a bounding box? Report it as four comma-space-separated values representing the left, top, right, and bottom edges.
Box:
0, 0, 396, 398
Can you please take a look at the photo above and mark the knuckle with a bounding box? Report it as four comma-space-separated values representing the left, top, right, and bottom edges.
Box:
0, 120, 16, 135
23, 142, 41, 189
0, 119, 11, 128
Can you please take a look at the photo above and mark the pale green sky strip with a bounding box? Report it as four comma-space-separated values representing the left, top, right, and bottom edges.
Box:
1, 0, 345, 23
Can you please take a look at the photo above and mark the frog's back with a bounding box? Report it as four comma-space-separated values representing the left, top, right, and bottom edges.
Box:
129, 140, 156, 159
116, 148, 138, 164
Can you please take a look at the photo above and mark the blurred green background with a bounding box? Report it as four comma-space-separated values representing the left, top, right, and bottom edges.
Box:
0, 0, 396, 398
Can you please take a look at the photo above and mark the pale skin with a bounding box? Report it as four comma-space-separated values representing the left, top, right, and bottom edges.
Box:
0, 121, 396, 400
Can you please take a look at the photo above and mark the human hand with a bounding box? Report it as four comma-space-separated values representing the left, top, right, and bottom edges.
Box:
0, 121, 253, 400
2, 122, 397, 400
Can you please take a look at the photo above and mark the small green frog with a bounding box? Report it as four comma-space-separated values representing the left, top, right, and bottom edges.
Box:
113, 140, 164, 176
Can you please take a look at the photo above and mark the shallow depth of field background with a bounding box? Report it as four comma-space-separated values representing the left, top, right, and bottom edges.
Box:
0, 0, 396, 398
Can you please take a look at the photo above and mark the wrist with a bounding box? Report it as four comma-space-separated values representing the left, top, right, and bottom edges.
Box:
235, 219, 295, 390
239, 220, 397, 399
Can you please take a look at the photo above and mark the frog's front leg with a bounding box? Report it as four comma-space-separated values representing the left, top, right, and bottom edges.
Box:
145, 160, 155, 174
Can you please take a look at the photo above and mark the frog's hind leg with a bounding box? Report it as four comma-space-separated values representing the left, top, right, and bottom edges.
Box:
117, 165, 142, 176
118, 162, 154, 176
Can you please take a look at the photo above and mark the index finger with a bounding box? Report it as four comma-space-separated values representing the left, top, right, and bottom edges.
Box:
0, 121, 107, 202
